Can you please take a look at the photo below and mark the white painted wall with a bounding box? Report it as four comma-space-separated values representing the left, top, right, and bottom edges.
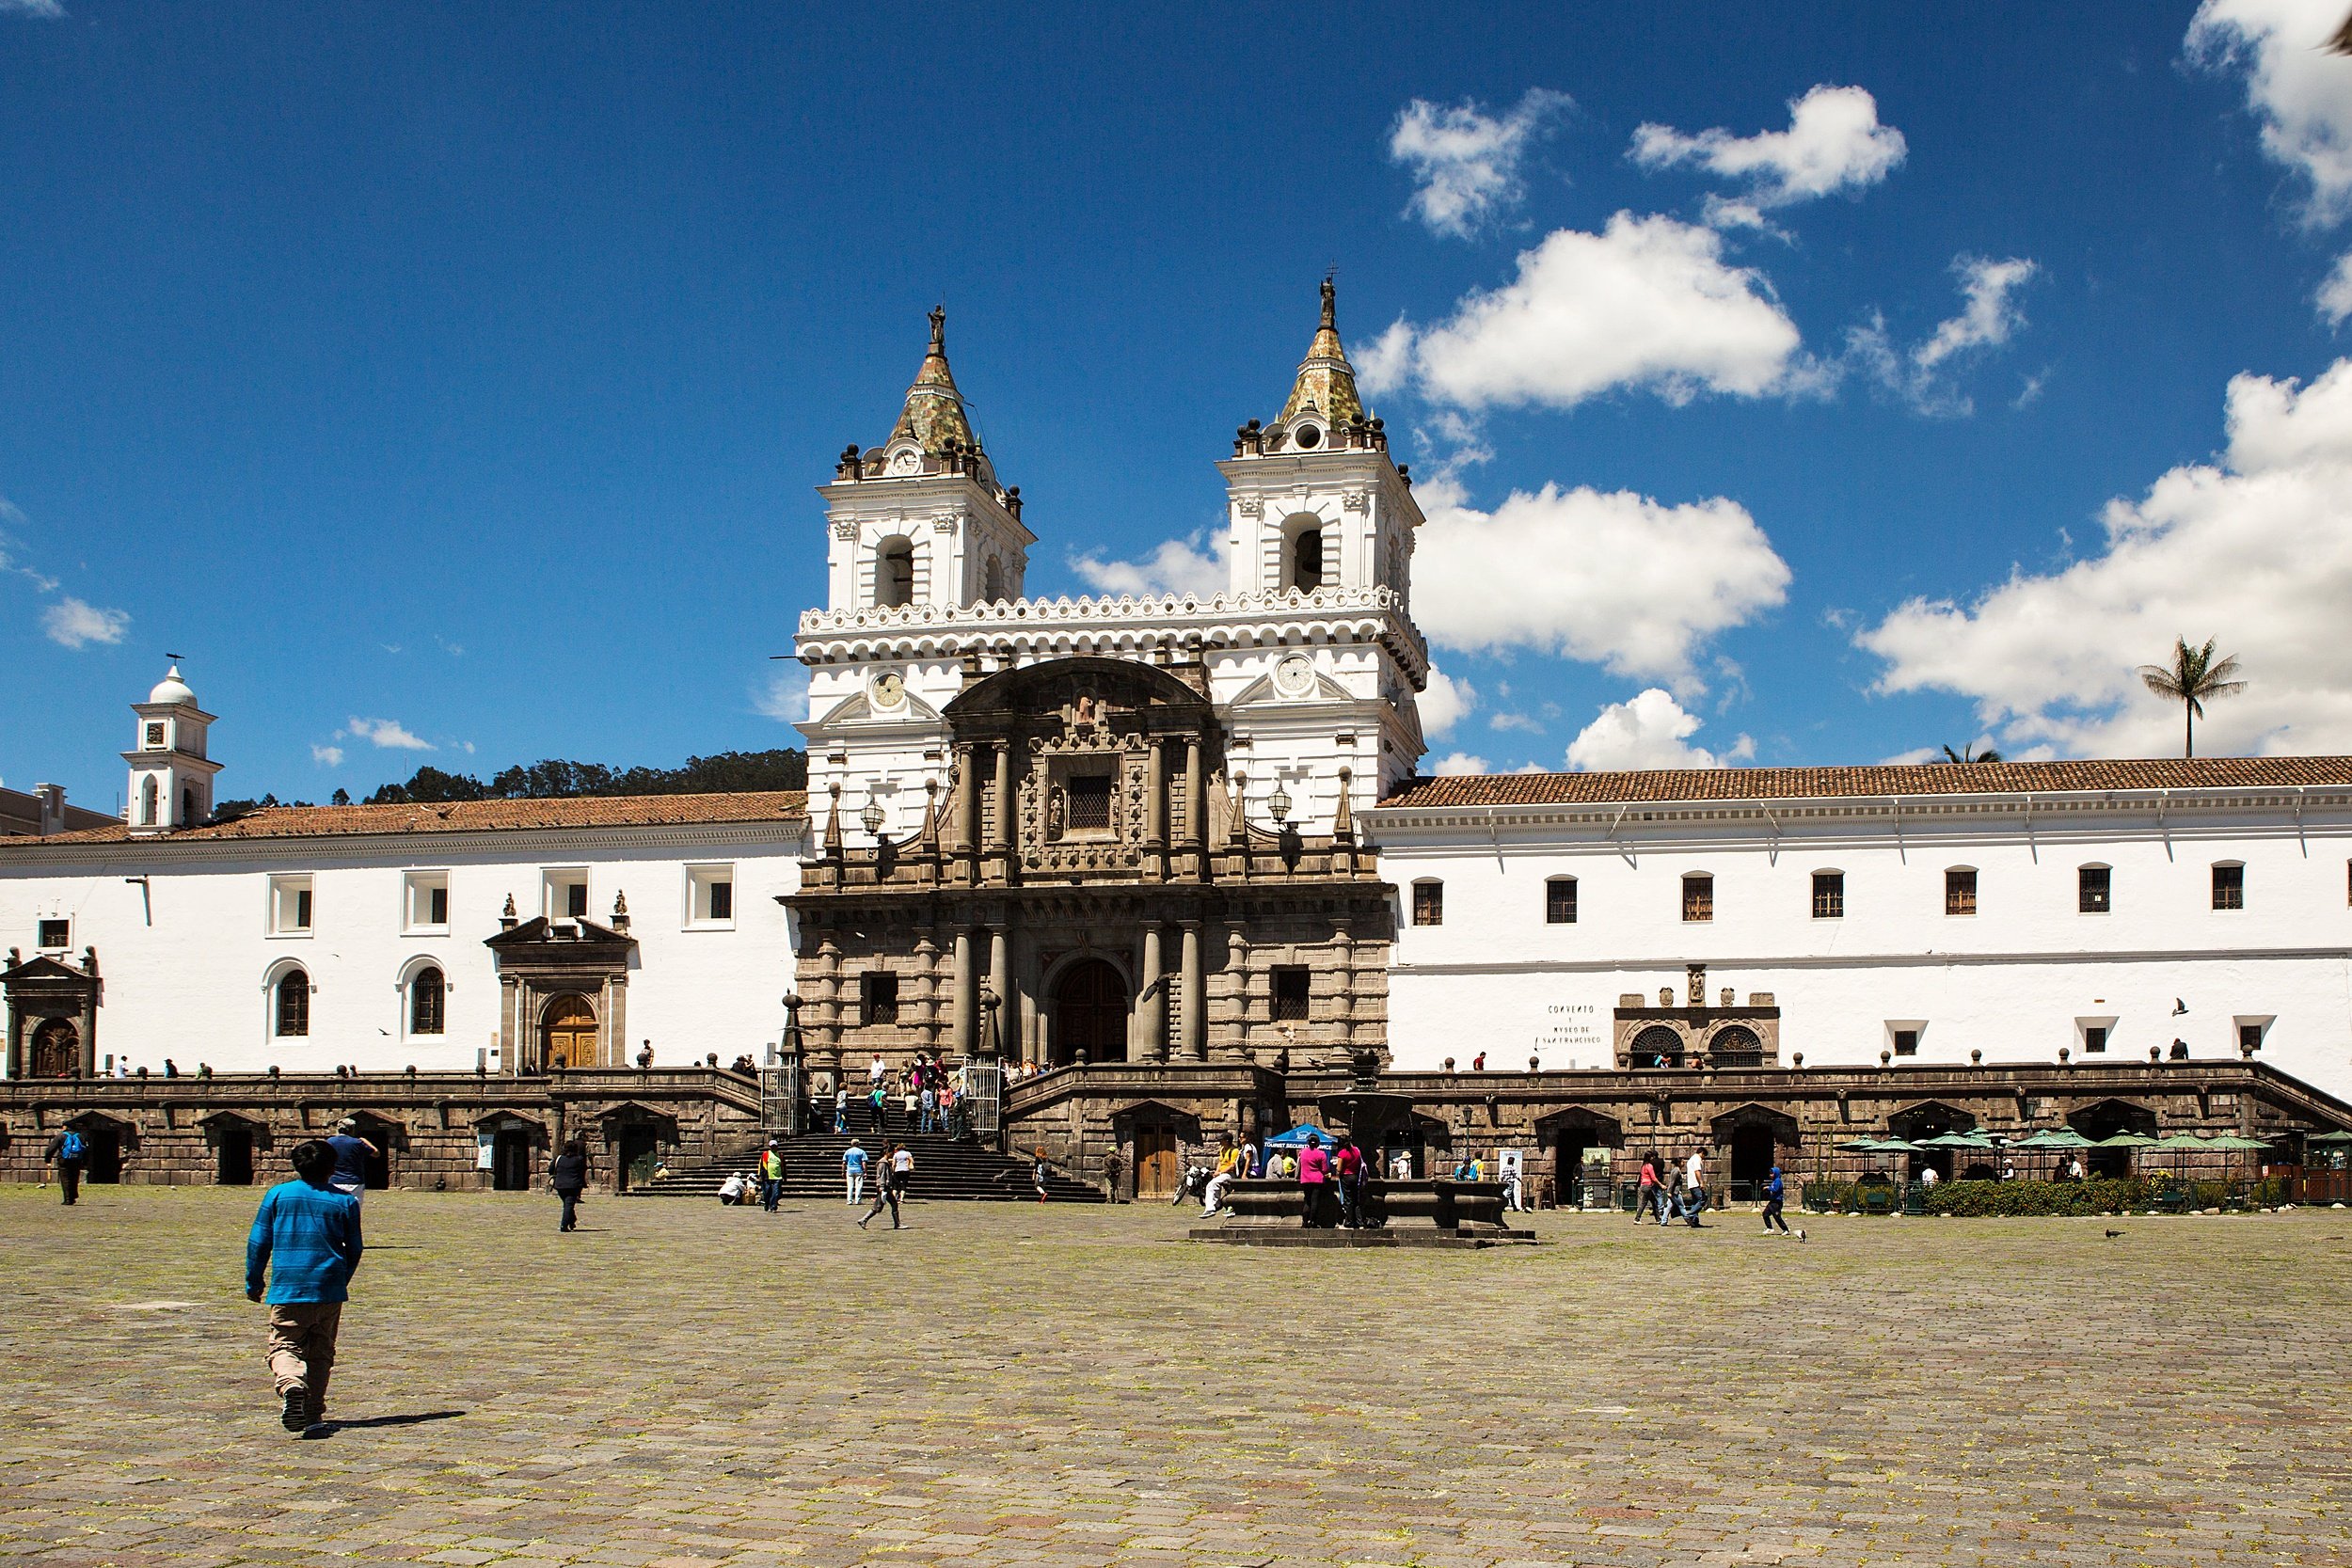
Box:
1375, 801, 2352, 1101
2, 826, 803, 1076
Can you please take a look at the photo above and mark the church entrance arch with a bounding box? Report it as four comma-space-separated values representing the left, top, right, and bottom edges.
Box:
29, 1018, 78, 1079
1051, 958, 1128, 1066
541, 993, 598, 1070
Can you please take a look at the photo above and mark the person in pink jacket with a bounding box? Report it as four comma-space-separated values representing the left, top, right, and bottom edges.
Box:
1297, 1133, 1331, 1228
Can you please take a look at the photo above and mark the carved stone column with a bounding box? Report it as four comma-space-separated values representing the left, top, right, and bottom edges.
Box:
960, 744, 984, 884
991, 743, 1015, 880
1183, 736, 1204, 879
951, 929, 977, 1057
1138, 924, 1167, 1062
989, 927, 1012, 1062
1180, 919, 1206, 1062
1145, 737, 1168, 879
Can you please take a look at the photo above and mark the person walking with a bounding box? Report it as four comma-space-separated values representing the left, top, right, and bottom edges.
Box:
1635, 1150, 1661, 1225
1032, 1150, 1050, 1203
757, 1143, 786, 1212
842, 1140, 867, 1205
869, 1081, 889, 1135
1679, 1149, 1708, 1227
1297, 1132, 1331, 1228
325, 1119, 376, 1206
1761, 1164, 1794, 1236
858, 1145, 901, 1228
246, 1138, 364, 1433
918, 1082, 938, 1134
833, 1086, 850, 1134
891, 1143, 914, 1205
549, 1139, 588, 1232
44, 1126, 88, 1206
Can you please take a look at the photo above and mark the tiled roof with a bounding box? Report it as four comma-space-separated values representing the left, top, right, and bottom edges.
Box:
6, 791, 808, 847
1375, 758, 2352, 811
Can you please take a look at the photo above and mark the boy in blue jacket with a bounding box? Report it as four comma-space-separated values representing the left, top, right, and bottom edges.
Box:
246, 1138, 364, 1432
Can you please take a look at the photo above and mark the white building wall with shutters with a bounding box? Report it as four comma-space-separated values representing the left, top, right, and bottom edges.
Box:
1370, 789, 2352, 1104
0, 825, 803, 1076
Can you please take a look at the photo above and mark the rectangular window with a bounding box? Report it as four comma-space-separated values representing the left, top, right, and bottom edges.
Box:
544, 869, 589, 922
2078, 865, 2110, 914
37, 918, 69, 950
144, 721, 165, 749
1681, 874, 1713, 924
268, 875, 314, 935
861, 972, 899, 1027
2212, 863, 2244, 911
2238, 1022, 2264, 1053
403, 871, 452, 934
1811, 871, 1844, 920
686, 864, 737, 927
2084, 1025, 2108, 1054
1412, 881, 1443, 927
1892, 1028, 1919, 1057
1271, 966, 1311, 1022
1545, 879, 1578, 925
1946, 868, 1978, 916
1065, 773, 1113, 832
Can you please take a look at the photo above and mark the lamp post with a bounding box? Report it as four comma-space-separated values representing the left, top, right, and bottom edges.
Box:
1266, 783, 1292, 828
860, 795, 887, 842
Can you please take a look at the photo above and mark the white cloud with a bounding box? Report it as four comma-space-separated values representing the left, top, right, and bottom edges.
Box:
1431, 751, 1491, 776
755, 664, 811, 723
1411, 474, 1791, 689
1389, 88, 1572, 239
41, 597, 129, 648
1565, 688, 1750, 770
2320, 250, 2352, 325
1849, 256, 2039, 415
1630, 85, 1907, 216
2188, 0, 2352, 228
342, 716, 434, 751
1859, 355, 2352, 755
0, 0, 67, 17
1487, 710, 1541, 733
1354, 317, 1416, 398
1419, 665, 1476, 736
1401, 214, 1810, 410
1069, 531, 1227, 599
310, 744, 345, 768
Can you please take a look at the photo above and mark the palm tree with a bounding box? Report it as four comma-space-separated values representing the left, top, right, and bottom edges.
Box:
2137, 637, 2246, 758
1938, 743, 2003, 764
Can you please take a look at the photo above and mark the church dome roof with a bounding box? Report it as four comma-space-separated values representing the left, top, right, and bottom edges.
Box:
148, 664, 197, 706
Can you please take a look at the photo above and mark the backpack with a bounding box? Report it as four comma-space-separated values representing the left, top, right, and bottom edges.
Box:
59, 1130, 85, 1161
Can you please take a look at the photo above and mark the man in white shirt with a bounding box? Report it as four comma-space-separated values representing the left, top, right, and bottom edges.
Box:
868, 1055, 887, 1089
718, 1172, 747, 1205
1681, 1150, 1707, 1226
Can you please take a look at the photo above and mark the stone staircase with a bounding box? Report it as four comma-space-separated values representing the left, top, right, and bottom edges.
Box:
624, 1128, 1105, 1203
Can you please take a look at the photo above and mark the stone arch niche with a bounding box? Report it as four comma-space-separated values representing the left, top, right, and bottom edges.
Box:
2, 950, 100, 1079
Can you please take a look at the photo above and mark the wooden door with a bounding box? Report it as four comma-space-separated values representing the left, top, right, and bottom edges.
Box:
1135, 1129, 1180, 1197
1052, 959, 1128, 1065
541, 993, 598, 1069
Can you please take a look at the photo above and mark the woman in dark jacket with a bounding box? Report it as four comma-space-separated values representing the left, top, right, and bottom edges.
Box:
549, 1140, 589, 1232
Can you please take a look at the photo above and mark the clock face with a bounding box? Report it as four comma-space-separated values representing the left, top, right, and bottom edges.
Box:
872, 671, 906, 709
1274, 654, 1314, 698
887, 448, 921, 476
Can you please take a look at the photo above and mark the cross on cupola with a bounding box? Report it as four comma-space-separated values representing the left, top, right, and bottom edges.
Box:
818, 307, 1035, 613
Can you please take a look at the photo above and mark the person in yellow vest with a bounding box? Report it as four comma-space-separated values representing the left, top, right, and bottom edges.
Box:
757, 1143, 786, 1212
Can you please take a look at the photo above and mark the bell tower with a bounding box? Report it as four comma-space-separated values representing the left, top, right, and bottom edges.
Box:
817, 307, 1036, 614
1218, 279, 1421, 610
123, 663, 222, 833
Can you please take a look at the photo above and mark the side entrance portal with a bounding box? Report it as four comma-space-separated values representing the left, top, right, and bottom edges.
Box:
1053, 958, 1128, 1066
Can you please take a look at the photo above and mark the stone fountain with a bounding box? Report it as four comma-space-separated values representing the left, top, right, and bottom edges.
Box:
1190, 1049, 1535, 1248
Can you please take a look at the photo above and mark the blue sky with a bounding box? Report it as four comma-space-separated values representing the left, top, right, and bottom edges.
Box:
6, 1, 2352, 809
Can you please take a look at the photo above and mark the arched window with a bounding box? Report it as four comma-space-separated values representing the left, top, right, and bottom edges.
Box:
140, 778, 158, 826
275, 969, 310, 1037
876, 536, 915, 608
408, 967, 445, 1036
1291, 528, 1325, 592
982, 556, 1004, 602
181, 785, 197, 826
1708, 1024, 1765, 1067
1629, 1024, 1683, 1069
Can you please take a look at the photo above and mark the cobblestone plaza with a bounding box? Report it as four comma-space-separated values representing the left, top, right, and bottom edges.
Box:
3, 1187, 2346, 1567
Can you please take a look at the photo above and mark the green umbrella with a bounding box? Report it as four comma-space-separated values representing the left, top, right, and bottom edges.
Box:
2096, 1132, 2162, 1148
2154, 1132, 2214, 1149
2309, 1130, 2352, 1147
1919, 1131, 1995, 1148
2014, 1129, 2095, 1148
2204, 1134, 2268, 1150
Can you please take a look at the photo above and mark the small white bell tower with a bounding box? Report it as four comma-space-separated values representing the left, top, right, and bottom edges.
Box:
122, 663, 222, 833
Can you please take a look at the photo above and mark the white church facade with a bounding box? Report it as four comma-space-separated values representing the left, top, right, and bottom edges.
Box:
4, 285, 2349, 1193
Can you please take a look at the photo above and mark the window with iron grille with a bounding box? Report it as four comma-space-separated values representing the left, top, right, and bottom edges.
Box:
409, 968, 445, 1036
1545, 878, 1578, 925
1411, 880, 1443, 927
1891, 1028, 1919, 1056
1066, 774, 1113, 832
2077, 865, 2110, 913
1811, 871, 1844, 920
861, 972, 899, 1027
275, 972, 310, 1037
37, 918, 69, 950
1946, 867, 1978, 915
1681, 873, 1713, 923
1271, 966, 1311, 1022
2238, 1022, 2264, 1053
2083, 1025, 2108, 1054
2212, 863, 2244, 911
